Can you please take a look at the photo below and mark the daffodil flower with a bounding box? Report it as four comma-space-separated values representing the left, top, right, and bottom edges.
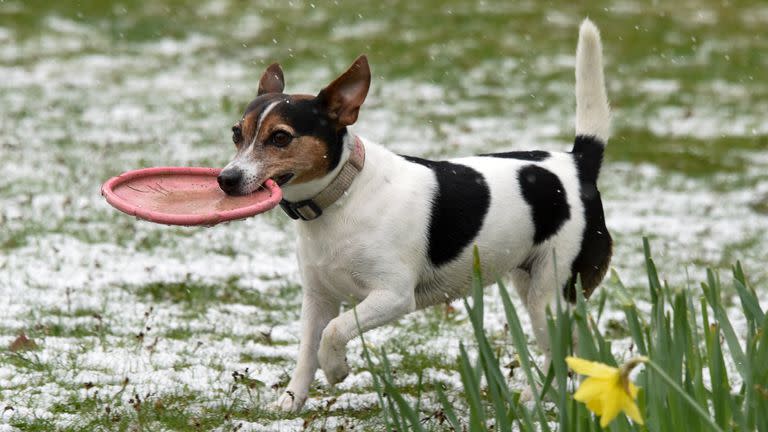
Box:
566, 356, 647, 427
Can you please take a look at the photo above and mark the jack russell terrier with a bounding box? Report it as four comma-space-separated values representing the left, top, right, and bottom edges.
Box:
218, 19, 611, 412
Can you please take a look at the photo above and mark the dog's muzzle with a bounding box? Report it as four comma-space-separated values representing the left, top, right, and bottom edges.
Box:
217, 168, 243, 195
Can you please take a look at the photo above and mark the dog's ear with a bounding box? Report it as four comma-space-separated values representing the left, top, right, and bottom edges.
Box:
317, 55, 370, 127
258, 63, 285, 96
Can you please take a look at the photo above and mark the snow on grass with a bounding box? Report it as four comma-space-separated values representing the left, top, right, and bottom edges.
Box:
1, 1, 767, 430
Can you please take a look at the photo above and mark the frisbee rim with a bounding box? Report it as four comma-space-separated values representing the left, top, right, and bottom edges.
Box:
101, 166, 282, 226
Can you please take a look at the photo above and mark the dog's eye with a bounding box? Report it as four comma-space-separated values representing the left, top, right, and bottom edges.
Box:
269, 130, 293, 148
232, 125, 243, 145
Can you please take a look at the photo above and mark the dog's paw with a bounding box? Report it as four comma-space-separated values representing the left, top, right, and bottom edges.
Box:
272, 390, 307, 414
317, 343, 349, 385
318, 325, 350, 386
321, 355, 350, 385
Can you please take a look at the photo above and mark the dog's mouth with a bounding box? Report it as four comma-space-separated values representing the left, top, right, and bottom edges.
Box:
270, 173, 295, 187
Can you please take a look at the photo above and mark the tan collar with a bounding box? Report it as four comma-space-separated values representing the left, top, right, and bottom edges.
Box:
279, 136, 365, 221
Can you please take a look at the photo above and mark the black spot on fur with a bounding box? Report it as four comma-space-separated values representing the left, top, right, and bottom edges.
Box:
273, 99, 345, 171
517, 165, 570, 244
402, 156, 491, 267
571, 135, 604, 183
243, 93, 287, 118
564, 135, 612, 302
479, 150, 550, 161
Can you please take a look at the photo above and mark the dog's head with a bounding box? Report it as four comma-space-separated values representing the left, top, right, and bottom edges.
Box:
218, 55, 370, 196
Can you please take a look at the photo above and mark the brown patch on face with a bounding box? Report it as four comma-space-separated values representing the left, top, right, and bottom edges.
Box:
241, 110, 262, 146
281, 135, 331, 184
250, 134, 331, 185
239, 107, 331, 185
253, 112, 288, 144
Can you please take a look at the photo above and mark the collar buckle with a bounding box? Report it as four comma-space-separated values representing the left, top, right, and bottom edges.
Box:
279, 199, 323, 221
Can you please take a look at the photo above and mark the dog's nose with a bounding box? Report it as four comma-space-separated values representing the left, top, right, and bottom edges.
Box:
217, 169, 243, 195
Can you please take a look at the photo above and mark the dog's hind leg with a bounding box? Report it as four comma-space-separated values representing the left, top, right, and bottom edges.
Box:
509, 268, 532, 304
524, 247, 573, 366
510, 267, 542, 402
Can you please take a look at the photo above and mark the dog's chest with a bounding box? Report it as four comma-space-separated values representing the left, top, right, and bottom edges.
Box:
295, 218, 384, 301
294, 185, 435, 301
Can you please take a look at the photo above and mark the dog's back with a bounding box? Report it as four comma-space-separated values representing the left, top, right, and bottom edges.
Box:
404, 19, 612, 308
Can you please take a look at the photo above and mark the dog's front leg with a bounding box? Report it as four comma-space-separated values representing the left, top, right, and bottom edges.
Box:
318, 285, 416, 385
274, 290, 340, 413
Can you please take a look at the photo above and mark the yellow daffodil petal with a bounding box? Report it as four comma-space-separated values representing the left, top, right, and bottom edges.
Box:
586, 397, 603, 415
622, 393, 644, 425
573, 376, 614, 403
598, 389, 623, 427
566, 356, 619, 378
568, 356, 647, 427
628, 381, 639, 398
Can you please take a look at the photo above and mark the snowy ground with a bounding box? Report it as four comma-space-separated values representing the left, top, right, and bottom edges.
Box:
1, 1, 767, 430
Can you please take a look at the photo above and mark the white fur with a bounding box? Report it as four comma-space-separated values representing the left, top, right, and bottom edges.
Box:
222, 100, 282, 194
253, 100, 282, 149
575, 19, 610, 142
275, 139, 588, 413
223, 158, 262, 193
273, 19, 610, 413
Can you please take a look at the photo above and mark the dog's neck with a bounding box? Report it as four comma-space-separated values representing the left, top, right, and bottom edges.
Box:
281, 133, 355, 203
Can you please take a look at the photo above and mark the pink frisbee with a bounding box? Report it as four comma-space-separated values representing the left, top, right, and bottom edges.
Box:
101, 167, 282, 226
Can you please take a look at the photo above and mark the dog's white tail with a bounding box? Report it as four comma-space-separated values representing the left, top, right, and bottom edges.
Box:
575, 19, 610, 144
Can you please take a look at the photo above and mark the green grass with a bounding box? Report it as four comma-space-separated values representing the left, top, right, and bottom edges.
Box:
40, 389, 270, 432
608, 128, 768, 177
130, 277, 300, 312
4, 361, 279, 431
